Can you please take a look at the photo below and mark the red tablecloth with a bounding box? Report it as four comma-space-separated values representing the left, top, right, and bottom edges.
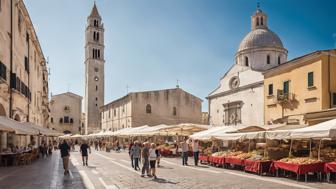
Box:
199, 155, 209, 162
324, 162, 336, 173
160, 149, 172, 156
225, 157, 244, 166
209, 156, 225, 165
244, 160, 272, 174
271, 161, 325, 175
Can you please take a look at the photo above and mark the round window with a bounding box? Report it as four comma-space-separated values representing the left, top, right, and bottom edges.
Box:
94, 76, 99, 81
229, 76, 240, 89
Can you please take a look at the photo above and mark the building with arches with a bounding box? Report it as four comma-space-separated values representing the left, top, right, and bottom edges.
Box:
100, 88, 202, 131
207, 6, 287, 126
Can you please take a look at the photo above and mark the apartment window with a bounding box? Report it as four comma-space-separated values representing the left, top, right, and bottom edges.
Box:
268, 84, 273, 96
24, 56, 29, 73
267, 55, 270, 64
283, 81, 289, 94
245, 56, 249, 66
64, 116, 69, 124
308, 72, 314, 87
173, 107, 177, 116
146, 104, 151, 114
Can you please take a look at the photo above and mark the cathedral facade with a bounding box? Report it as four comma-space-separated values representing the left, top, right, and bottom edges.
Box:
208, 7, 287, 126
84, 4, 105, 134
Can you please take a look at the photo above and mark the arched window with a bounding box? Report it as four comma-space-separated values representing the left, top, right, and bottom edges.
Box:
267, 55, 270, 64
98, 50, 100, 58
92, 49, 95, 59
173, 107, 177, 116
278, 56, 281, 65
97, 32, 99, 41
146, 104, 151, 114
256, 17, 259, 26
93, 32, 96, 41
261, 17, 263, 25
94, 20, 98, 27
244, 56, 249, 66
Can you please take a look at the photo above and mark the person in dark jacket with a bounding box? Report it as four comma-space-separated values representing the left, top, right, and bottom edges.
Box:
80, 140, 91, 166
59, 140, 70, 175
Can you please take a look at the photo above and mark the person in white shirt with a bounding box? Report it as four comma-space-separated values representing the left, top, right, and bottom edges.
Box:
181, 139, 189, 166
191, 139, 199, 166
149, 143, 158, 179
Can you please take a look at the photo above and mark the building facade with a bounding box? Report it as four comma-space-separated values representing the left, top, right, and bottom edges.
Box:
0, 0, 49, 126
101, 88, 202, 131
49, 92, 82, 134
84, 3, 105, 134
208, 6, 287, 126
264, 50, 336, 125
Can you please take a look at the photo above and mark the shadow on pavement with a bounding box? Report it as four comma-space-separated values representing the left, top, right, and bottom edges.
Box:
158, 166, 173, 169
150, 177, 179, 185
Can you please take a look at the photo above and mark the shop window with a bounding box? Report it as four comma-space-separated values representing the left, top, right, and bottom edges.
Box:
146, 104, 151, 114
268, 84, 273, 96
307, 72, 314, 87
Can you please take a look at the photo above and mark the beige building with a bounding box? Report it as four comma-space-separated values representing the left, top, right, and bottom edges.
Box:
0, 0, 49, 125
101, 88, 202, 131
264, 50, 336, 125
49, 92, 82, 134
84, 3, 105, 134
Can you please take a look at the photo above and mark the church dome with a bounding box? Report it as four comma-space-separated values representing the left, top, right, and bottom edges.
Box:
238, 28, 284, 52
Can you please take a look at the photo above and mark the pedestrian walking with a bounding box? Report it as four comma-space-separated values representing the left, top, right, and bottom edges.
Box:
181, 139, 189, 166
59, 140, 71, 175
80, 140, 91, 166
141, 142, 150, 177
129, 142, 134, 168
132, 141, 141, 170
155, 143, 161, 167
192, 139, 199, 166
149, 143, 158, 179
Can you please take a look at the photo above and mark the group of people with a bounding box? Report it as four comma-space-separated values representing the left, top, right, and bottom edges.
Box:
129, 141, 160, 179
181, 139, 200, 166
39, 140, 54, 158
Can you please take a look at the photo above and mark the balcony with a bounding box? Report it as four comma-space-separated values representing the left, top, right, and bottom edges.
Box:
277, 90, 295, 103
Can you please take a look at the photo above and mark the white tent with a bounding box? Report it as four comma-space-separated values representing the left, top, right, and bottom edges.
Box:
189, 126, 233, 141
0, 116, 39, 135
117, 125, 150, 137
290, 119, 336, 139
129, 124, 174, 136
213, 131, 265, 141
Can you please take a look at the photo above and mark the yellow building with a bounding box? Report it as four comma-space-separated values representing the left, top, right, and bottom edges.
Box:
264, 49, 336, 125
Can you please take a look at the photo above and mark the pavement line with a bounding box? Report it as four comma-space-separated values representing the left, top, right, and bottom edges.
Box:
95, 152, 139, 174
92, 170, 99, 174
99, 177, 119, 189
161, 159, 221, 174
120, 159, 130, 164
49, 152, 60, 188
79, 170, 95, 189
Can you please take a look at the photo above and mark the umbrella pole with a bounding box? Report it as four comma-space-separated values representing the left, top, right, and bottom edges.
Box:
289, 139, 293, 157
318, 139, 322, 161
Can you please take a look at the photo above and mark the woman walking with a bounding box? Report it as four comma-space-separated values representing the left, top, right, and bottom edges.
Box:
149, 143, 158, 179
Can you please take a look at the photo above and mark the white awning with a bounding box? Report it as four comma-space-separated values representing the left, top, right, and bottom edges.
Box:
290, 118, 336, 139
0, 116, 39, 135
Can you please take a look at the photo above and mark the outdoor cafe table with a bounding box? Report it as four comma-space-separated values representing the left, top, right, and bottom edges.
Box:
208, 156, 225, 166
0, 150, 31, 166
324, 162, 336, 182
199, 155, 209, 164
270, 161, 325, 182
244, 159, 272, 175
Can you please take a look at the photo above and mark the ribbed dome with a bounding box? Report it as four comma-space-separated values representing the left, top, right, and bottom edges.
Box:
238, 28, 284, 52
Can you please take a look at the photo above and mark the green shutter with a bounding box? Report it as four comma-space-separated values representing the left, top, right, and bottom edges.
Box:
283, 81, 289, 94
308, 72, 314, 87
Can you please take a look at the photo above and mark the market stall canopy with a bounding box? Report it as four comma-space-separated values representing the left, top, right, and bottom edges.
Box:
129, 124, 175, 136
59, 134, 72, 139
160, 123, 212, 136
0, 116, 39, 135
212, 131, 265, 141
21, 122, 62, 137
189, 126, 227, 141
116, 125, 150, 137
290, 119, 336, 139
70, 134, 83, 138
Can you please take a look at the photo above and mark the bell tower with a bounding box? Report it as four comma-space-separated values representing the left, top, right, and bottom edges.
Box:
84, 2, 105, 134
251, 3, 268, 30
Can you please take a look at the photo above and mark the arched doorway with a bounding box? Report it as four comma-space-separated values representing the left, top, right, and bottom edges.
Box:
14, 114, 21, 122
0, 103, 6, 116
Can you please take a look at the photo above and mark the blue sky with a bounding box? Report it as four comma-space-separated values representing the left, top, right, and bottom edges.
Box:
25, 0, 336, 111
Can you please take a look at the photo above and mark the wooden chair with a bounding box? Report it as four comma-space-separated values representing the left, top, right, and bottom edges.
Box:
17, 154, 27, 166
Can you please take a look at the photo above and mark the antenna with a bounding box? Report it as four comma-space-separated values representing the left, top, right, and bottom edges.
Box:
176, 79, 180, 88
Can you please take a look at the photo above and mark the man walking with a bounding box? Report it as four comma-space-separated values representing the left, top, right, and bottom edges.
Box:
80, 140, 91, 166
131, 141, 141, 170
59, 140, 71, 175
181, 139, 189, 166
192, 139, 199, 166
141, 142, 150, 177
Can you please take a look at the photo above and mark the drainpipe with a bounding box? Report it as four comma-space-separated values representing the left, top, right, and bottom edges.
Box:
27, 32, 30, 122
9, 0, 13, 119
